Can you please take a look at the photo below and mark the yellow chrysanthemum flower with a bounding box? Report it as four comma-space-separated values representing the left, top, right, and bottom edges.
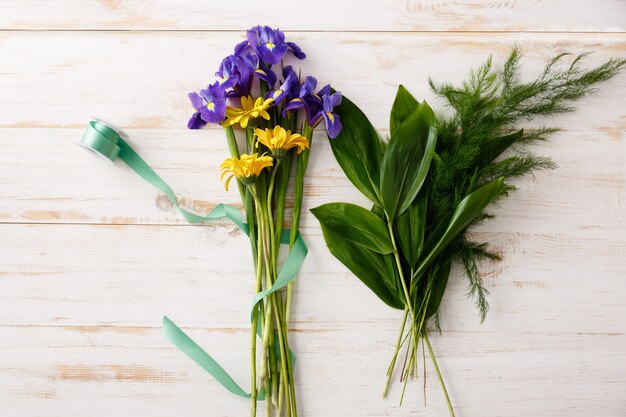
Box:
219, 153, 274, 190
222, 96, 274, 128
255, 126, 310, 158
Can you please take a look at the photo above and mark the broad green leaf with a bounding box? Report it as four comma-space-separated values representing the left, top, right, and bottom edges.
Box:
410, 177, 505, 293
371, 203, 385, 220
329, 95, 382, 205
480, 129, 524, 167
394, 191, 427, 269
425, 258, 452, 320
380, 101, 438, 219
317, 225, 404, 310
390, 84, 419, 137
310, 203, 394, 254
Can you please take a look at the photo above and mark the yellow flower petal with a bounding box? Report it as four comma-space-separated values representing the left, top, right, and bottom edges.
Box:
219, 153, 274, 190
254, 126, 309, 157
222, 96, 275, 128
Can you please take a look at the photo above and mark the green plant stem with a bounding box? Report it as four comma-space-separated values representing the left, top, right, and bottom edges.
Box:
386, 221, 415, 320
256, 183, 298, 417
386, 218, 425, 407
286, 123, 313, 324
383, 307, 409, 398
226, 129, 262, 416
270, 293, 292, 416
224, 126, 246, 203
424, 333, 455, 417
269, 328, 278, 409
265, 163, 297, 417
262, 196, 296, 417
252, 194, 273, 411
250, 208, 264, 416
399, 337, 414, 406
274, 288, 297, 417
274, 153, 292, 255
277, 373, 285, 417
266, 160, 281, 278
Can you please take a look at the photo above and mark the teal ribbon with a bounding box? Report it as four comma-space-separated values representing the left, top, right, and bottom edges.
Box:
79, 119, 307, 400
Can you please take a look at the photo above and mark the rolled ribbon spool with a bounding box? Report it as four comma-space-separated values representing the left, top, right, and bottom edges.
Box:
77, 118, 127, 163
78, 118, 306, 400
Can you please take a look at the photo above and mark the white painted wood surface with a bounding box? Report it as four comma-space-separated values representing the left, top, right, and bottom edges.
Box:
0, 2, 625, 416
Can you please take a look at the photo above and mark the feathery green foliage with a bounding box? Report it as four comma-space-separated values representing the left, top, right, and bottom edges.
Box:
425, 47, 625, 321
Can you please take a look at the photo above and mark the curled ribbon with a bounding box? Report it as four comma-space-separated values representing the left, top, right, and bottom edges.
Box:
79, 118, 307, 400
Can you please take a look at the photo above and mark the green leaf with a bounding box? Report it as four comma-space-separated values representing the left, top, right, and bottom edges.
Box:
480, 129, 524, 167
317, 225, 404, 310
380, 101, 438, 219
371, 203, 385, 220
330, 95, 383, 205
411, 177, 505, 293
310, 203, 394, 254
425, 258, 452, 320
394, 191, 427, 269
390, 85, 419, 137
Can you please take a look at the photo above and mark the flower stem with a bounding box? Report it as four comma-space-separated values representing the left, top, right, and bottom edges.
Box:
383, 307, 408, 398
224, 126, 246, 203
253, 195, 273, 411
286, 124, 312, 323
270, 293, 292, 416
386, 220, 415, 320
256, 180, 299, 417
250, 207, 264, 415
423, 333, 455, 417
262, 193, 297, 417
266, 160, 281, 278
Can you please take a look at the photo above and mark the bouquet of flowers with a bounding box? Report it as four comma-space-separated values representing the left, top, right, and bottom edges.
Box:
186, 25, 342, 417
312, 48, 623, 415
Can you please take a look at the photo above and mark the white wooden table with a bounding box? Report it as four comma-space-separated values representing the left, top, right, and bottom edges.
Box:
1, 2, 625, 416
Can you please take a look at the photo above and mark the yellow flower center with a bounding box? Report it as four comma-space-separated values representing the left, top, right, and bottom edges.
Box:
207, 102, 215, 111
266, 42, 275, 51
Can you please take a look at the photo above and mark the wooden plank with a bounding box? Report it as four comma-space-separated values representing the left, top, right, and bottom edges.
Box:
0, 0, 624, 32
0, 31, 623, 131
0, 221, 624, 332
0, 325, 623, 416
0, 128, 624, 233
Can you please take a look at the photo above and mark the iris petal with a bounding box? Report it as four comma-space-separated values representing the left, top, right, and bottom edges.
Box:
187, 112, 207, 129
324, 112, 342, 139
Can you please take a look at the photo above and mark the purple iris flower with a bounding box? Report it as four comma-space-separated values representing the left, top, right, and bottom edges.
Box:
283, 76, 318, 118
253, 62, 277, 88
231, 51, 258, 97
187, 111, 207, 129
247, 25, 288, 65
246, 25, 306, 66
187, 82, 226, 128
282, 78, 343, 138
215, 55, 238, 89
234, 39, 253, 56
267, 65, 299, 104
286, 41, 306, 60
319, 90, 342, 138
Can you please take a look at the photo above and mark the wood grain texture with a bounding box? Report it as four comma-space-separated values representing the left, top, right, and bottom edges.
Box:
0, 326, 624, 417
0, 31, 624, 131
0, 0, 624, 32
1, 2, 625, 416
